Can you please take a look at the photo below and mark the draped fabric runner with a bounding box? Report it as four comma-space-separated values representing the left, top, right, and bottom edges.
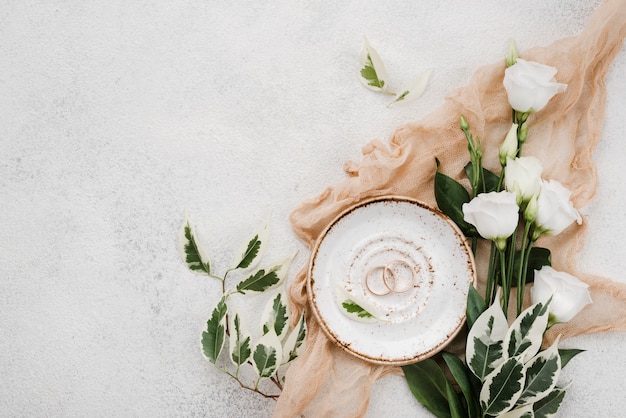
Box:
274, 0, 626, 416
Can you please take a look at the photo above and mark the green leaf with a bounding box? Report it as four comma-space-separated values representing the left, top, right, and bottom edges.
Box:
517, 339, 561, 406
282, 313, 307, 364
464, 162, 500, 193
503, 301, 550, 362
402, 359, 455, 418
558, 348, 584, 369
234, 218, 270, 270
236, 254, 293, 294
445, 381, 466, 418
506, 247, 552, 286
498, 404, 535, 418
480, 356, 526, 416
179, 219, 210, 275
466, 286, 486, 330
201, 297, 227, 364
341, 300, 374, 319
230, 314, 251, 366
442, 352, 481, 418
435, 159, 477, 237
261, 292, 290, 339
252, 331, 283, 378
359, 37, 387, 91
466, 299, 508, 380
388, 69, 433, 106
533, 387, 566, 418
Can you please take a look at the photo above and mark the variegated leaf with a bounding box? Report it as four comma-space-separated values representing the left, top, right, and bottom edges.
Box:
201, 297, 227, 364
179, 219, 211, 275
236, 254, 293, 294
498, 404, 534, 418
252, 330, 283, 378
282, 313, 307, 364
503, 301, 550, 363
229, 313, 252, 367
261, 291, 290, 340
334, 282, 387, 322
466, 296, 509, 380
480, 356, 526, 416
388, 68, 433, 106
359, 37, 388, 91
517, 337, 561, 407
533, 387, 567, 418
234, 217, 270, 270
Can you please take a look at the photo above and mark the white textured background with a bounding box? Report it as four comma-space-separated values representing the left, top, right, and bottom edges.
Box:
1, 1, 624, 417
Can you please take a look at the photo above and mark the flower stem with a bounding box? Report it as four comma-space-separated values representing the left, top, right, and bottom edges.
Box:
485, 242, 497, 304
516, 222, 533, 315
499, 248, 509, 314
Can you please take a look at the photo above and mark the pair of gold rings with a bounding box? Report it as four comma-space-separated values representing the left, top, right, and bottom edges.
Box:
365, 260, 417, 296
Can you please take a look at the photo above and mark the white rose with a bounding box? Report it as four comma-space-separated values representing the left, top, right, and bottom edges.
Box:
531, 266, 592, 323
504, 156, 543, 203
462, 191, 519, 249
535, 179, 582, 236
503, 58, 567, 113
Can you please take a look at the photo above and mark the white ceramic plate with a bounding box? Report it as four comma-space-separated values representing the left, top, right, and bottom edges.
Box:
308, 196, 476, 365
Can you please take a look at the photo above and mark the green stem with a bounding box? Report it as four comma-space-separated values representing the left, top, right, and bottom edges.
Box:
499, 248, 508, 314
506, 229, 517, 300
516, 222, 533, 315
485, 242, 497, 305
496, 169, 505, 192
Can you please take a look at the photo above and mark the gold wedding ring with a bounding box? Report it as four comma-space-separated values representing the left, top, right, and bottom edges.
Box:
365, 260, 417, 296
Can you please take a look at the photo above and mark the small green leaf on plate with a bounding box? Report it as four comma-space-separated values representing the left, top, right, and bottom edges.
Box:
341, 300, 374, 318
201, 296, 228, 364
359, 37, 388, 91
179, 218, 211, 275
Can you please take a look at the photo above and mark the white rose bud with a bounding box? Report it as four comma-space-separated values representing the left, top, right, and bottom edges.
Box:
531, 266, 592, 323
462, 191, 519, 250
499, 123, 519, 166
503, 59, 567, 113
535, 179, 582, 237
504, 156, 543, 204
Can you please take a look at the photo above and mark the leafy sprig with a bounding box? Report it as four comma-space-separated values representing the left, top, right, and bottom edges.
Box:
180, 216, 306, 400
358, 37, 432, 106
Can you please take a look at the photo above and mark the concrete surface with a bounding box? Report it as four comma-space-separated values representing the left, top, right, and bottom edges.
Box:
1, 1, 624, 417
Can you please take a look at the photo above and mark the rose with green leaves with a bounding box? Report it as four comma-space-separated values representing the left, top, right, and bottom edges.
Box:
503, 58, 567, 113
531, 266, 592, 324
462, 190, 519, 250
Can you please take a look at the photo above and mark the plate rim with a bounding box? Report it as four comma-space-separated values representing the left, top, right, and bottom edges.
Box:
306, 195, 477, 366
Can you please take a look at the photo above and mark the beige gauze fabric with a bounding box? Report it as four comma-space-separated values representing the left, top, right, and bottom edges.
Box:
274, 0, 626, 416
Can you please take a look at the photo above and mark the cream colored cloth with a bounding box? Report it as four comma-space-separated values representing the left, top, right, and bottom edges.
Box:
274, 0, 626, 416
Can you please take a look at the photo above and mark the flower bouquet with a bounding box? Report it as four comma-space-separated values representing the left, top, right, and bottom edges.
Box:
401, 42, 593, 418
